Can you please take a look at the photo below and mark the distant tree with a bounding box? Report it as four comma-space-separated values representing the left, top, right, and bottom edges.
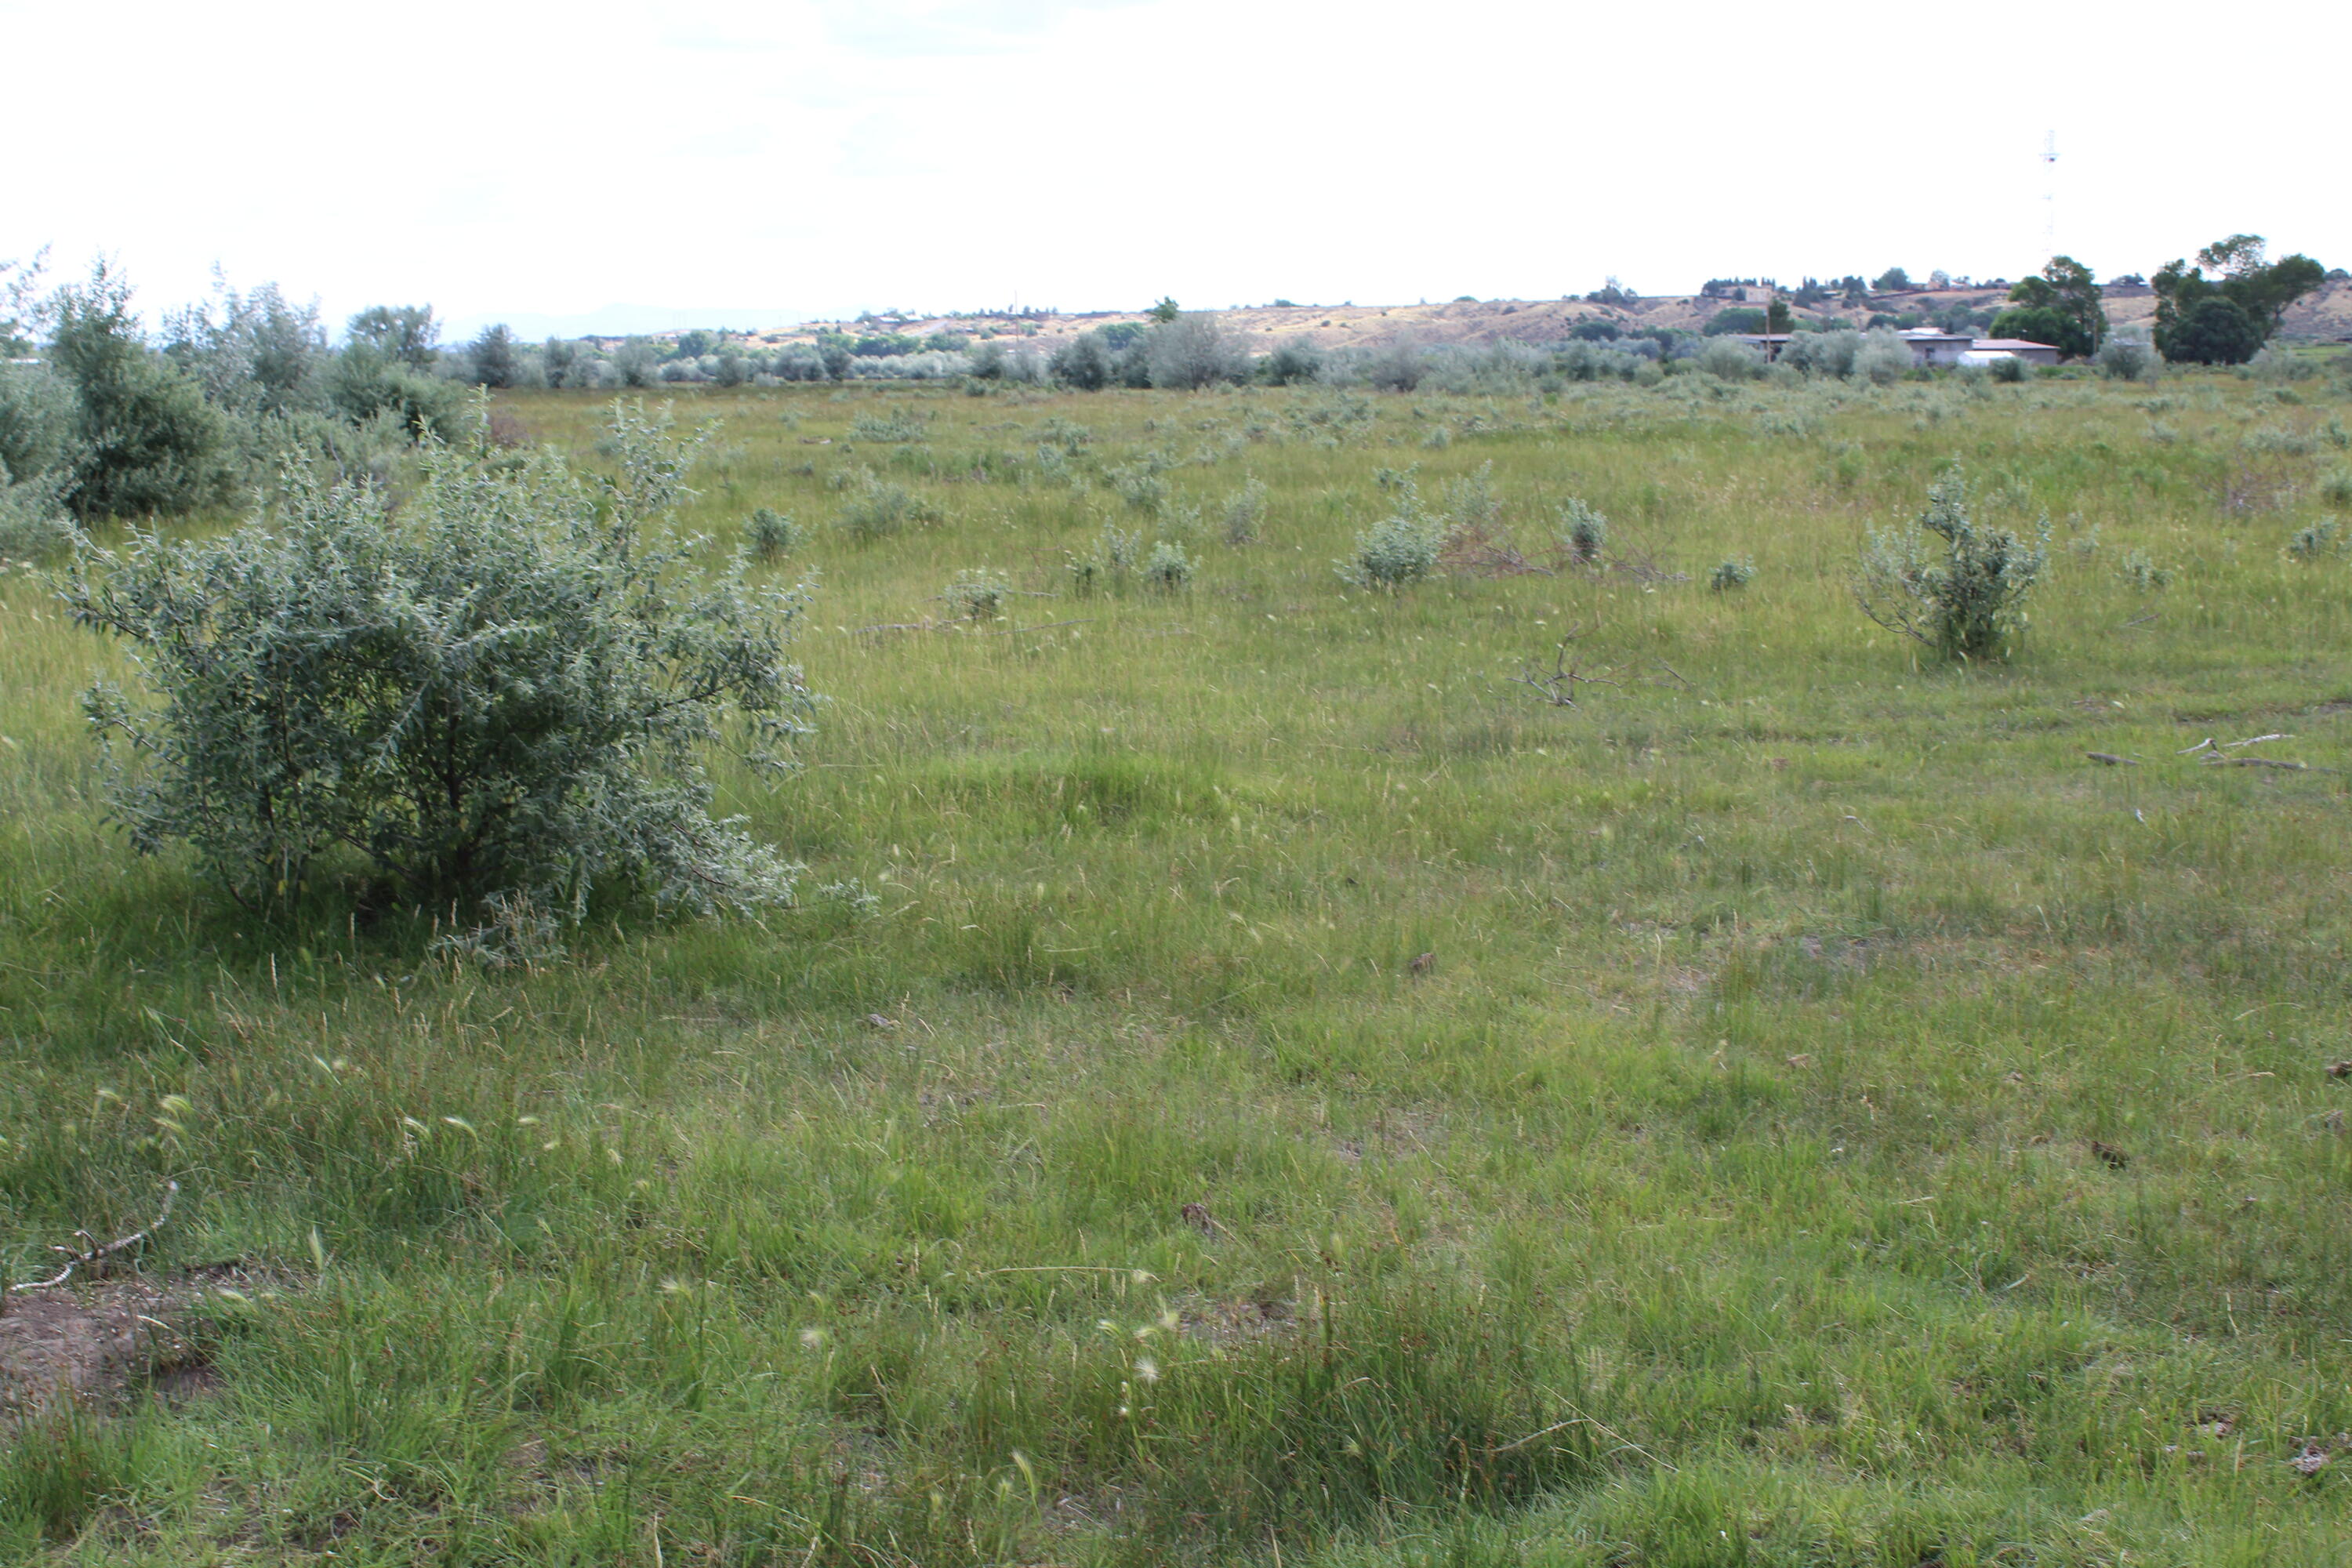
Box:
1, 248, 47, 358
1766, 299, 1792, 333
328, 343, 469, 442
46, 260, 234, 520
1927, 269, 1952, 290
713, 348, 748, 387
1095, 321, 1148, 353
1148, 296, 1181, 324
1050, 330, 1114, 390
469, 324, 521, 389
346, 304, 439, 366
1996, 256, 2103, 356
1145, 312, 1246, 390
673, 329, 716, 360
1584, 278, 1638, 306
613, 337, 660, 388
817, 337, 853, 381
2161, 296, 2263, 365
2105, 273, 2147, 288
2152, 235, 2326, 361
924, 331, 970, 353
1257, 337, 1323, 386
1702, 307, 1767, 336
1987, 305, 2079, 355
161, 276, 329, 416
1872, 267, 1913, 292
1570, 319, 1622, 341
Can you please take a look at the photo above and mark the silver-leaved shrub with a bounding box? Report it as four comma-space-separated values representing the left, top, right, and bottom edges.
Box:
62, 401, 818, 938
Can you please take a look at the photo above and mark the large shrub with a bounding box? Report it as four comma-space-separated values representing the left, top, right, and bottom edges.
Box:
1051, 331, 1115, 390
1855, 467, 2049, 661
1695, 337, 1764, 379
61, 402, 816, 935
1780, 329, 1863, 378
1146, 313, 1247, 390
1853, 328, 1914, 385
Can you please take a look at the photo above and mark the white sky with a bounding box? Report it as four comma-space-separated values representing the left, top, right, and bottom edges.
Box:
7, 0, 2343, 338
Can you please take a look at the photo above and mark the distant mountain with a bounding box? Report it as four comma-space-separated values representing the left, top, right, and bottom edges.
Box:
435, 303, 813, 343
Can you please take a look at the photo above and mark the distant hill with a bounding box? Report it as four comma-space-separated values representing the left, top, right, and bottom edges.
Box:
589, 280, 2352, 354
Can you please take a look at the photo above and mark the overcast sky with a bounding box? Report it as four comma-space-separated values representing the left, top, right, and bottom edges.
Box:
8, 0, 2343, 339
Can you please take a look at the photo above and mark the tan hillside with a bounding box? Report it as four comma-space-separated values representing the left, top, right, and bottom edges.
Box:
735, 278, 2352, 354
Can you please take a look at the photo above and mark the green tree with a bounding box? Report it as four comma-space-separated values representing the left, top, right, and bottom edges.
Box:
468, 324, 521, 389
46, 261, 234, 520
1872, 267, 1912, 292
328, 343, 468, 442
2162, 296, 2263, 366
1986, 304, 2081, 355
1703, 307, 1766, 336
346, 304, 440, 366
1997, 256, 2102, 356
1148, 296, 1181, 324
2152, 235, 2327, 363
1766, 299, 1793, 333
2, 248, 51, 358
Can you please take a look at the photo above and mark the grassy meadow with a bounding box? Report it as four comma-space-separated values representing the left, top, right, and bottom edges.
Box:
5, 363, 2352, 1565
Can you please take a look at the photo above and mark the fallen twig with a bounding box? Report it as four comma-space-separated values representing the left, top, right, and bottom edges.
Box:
1511, 631, 1619, 709
2178, 738, 2216, 756
2206, 757, 2322, 771
9, 1181, 178, 1297
2086, 752, 2139, 766
2225, 733, 2291, 750
979, 618, 1096, 638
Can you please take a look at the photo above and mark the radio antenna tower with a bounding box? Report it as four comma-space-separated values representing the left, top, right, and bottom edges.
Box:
2040, 130, 2059, 262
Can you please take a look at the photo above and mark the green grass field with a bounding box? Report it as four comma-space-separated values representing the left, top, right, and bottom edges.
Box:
5, 365, 2352, 1565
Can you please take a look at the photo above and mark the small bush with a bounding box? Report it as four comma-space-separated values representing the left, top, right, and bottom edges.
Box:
2095, 332, 2161, 382
1557, 497, 1608, 564
1068, 522, 1144, 594
61, 401, 816, 939
1708, 557, 1755, 592
836, 473, 938, 541
2288, 520, 2339, 560
1338, 475, 1443, 590
746, 506, 802, 561
0, 460, 73, 561
2319, 466, 2352, 508
1856, 467, 2049, 661
944, 567, 1011, 621
1142, 539, 1193, 591
1223, 478, 1268, 544
848, 408, 928, 443
1989, 354, 2028, 383
2116, 549, 2172, 591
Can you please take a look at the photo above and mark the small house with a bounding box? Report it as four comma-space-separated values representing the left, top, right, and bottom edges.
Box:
1896, 328, 1976, 368
1969, 337, 2061, 366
